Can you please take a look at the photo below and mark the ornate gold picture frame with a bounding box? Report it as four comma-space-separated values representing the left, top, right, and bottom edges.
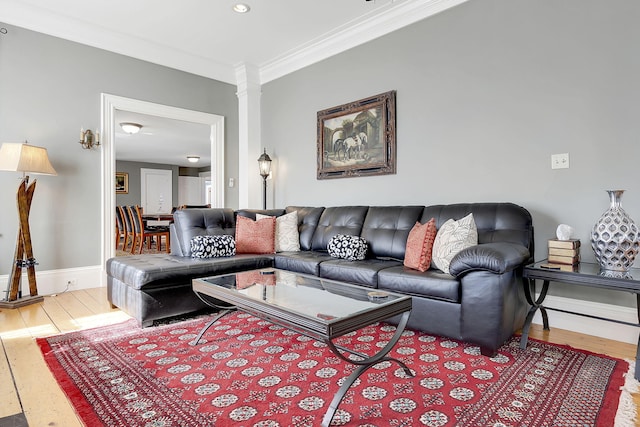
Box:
115, 172, 129, 194
317, 90, 396, 179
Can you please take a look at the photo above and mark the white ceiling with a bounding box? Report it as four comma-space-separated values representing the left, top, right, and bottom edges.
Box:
1, 0, 467, 166
114, 111, 212, 168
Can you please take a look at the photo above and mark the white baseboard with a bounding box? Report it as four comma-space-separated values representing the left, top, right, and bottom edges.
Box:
532, 294, 639, 345
1, 265, 104, 299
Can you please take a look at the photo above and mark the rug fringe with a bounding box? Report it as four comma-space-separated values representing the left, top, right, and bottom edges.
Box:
615, 359, 640, 427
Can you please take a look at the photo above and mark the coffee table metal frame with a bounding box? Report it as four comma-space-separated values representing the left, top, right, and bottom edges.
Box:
191, 268, 413, 427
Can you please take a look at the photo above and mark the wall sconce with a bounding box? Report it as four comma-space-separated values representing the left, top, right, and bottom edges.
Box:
79, 127, 100, 149
257, 149, 272, 210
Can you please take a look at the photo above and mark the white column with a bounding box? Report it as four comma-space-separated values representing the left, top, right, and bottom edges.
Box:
236, 63, 262, 209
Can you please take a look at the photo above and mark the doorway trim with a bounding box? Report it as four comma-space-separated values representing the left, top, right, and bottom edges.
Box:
101, 94, 225, 278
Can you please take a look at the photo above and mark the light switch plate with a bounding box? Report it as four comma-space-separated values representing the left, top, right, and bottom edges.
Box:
551, 153, 569, 169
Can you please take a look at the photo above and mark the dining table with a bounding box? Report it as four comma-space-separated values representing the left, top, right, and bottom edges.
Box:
141, 213, 174, 222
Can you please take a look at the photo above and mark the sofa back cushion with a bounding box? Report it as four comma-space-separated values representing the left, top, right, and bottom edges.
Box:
311, 206, 369, 252
173, 208, 236, 257
360, 206, 424, 260
421, 203, 534, 260
286, 206, 325, 251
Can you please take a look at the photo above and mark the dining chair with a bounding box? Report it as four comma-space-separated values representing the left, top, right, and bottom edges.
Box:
115, 206, 126, 250
122, 206, 137, 253
132, 205, 170, 254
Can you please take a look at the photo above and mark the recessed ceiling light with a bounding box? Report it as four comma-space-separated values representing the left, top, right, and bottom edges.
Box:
233, 3, 250, 13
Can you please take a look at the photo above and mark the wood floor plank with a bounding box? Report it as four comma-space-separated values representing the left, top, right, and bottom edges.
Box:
4, 333, 82, 427
84, 286, 113, 311
526, 324, 637, 361
72, 288, 111, 315
0, 306, 26, 336
50, 291, 94, 321
17, 303, 59, 338
0, 339, 22, 418
41, 295, 81, 333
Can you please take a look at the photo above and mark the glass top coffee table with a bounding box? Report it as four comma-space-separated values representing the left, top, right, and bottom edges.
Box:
192, 268, 413, 427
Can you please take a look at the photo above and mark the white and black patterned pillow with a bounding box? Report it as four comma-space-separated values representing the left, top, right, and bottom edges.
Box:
190, 235, 236, 258
327, 234, 368, 261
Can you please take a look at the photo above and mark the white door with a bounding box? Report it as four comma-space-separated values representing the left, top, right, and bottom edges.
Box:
178, 176, 206, 206
141, 168, 173, 214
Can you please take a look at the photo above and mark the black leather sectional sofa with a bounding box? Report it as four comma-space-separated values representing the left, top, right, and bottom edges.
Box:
106, 203, 533, 355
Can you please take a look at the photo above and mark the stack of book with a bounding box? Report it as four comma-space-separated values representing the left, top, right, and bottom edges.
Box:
545, 239, 580, 270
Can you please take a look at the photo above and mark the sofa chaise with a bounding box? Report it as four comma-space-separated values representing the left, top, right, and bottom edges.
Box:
106, 203, 534, 355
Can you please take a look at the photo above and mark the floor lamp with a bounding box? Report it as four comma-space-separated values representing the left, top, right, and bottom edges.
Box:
257, 149, 272, 210
0, 142, 57, 308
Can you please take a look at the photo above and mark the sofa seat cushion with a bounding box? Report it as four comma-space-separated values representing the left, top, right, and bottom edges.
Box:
106, 254, 274, 291
378, 266, 460, 303
273, 251, 334, 276
319, 258, 402, 288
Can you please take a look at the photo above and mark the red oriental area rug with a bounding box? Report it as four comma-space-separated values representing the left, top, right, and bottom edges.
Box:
37, 312, 637, 426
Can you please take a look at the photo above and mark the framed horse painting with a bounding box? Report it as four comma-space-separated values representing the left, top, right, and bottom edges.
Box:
317, 90, 396, 180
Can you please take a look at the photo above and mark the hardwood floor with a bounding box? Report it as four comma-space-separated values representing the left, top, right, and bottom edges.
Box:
0, 287, 638, 426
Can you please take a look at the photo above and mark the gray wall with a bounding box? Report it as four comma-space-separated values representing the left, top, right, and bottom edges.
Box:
115, 161, 179, 207
0, 23, 239, 271
262, 0, 640, 306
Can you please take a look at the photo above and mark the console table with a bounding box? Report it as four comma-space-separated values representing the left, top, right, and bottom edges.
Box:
520, 261, 640, 380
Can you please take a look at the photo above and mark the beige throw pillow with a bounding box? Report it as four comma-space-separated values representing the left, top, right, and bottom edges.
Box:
256, 211, 300, 252
431, 213, 478, 274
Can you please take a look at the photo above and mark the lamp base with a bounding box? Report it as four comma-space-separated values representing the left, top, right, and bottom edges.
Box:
0, 295, 44, 309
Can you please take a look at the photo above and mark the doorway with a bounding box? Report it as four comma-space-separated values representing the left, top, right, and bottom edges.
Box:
101, 94, 225, 272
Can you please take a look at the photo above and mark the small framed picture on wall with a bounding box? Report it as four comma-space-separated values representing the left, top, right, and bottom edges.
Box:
115, 172, 129, 194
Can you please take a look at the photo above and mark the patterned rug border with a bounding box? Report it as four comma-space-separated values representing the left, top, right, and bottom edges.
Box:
37, 316, 639, 426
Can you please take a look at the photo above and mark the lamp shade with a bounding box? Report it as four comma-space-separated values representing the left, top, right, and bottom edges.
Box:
0, 142, 57, 175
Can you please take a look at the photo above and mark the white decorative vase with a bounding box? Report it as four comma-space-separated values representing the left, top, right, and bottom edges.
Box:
591, 190, 640, 271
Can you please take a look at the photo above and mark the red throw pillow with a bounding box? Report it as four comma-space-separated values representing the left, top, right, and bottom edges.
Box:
236, 270, 275, 289
404, 218, 437, 272
235, 215, 276, 254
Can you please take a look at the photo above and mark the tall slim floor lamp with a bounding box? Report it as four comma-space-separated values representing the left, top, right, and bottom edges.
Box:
257, 149, 272, 210
0, 142, 57, 308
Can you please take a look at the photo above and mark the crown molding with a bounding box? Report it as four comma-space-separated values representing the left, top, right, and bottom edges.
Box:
1, 0, 468, 86
259, 0, 470, 84
0, 0, 237, 84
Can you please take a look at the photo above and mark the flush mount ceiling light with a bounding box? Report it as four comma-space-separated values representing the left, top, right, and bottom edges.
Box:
233, 3, 250, 13
120, 122, 142, 134
187, 155, 200, 163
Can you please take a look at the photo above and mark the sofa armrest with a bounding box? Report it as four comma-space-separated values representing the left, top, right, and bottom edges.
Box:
448, 242, 530, 277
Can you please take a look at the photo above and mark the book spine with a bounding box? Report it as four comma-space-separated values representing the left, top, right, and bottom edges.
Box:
547, 254, 580, 265
540, 263, 576, 272
548, 239, 581, 249
548, 247, 580, 257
